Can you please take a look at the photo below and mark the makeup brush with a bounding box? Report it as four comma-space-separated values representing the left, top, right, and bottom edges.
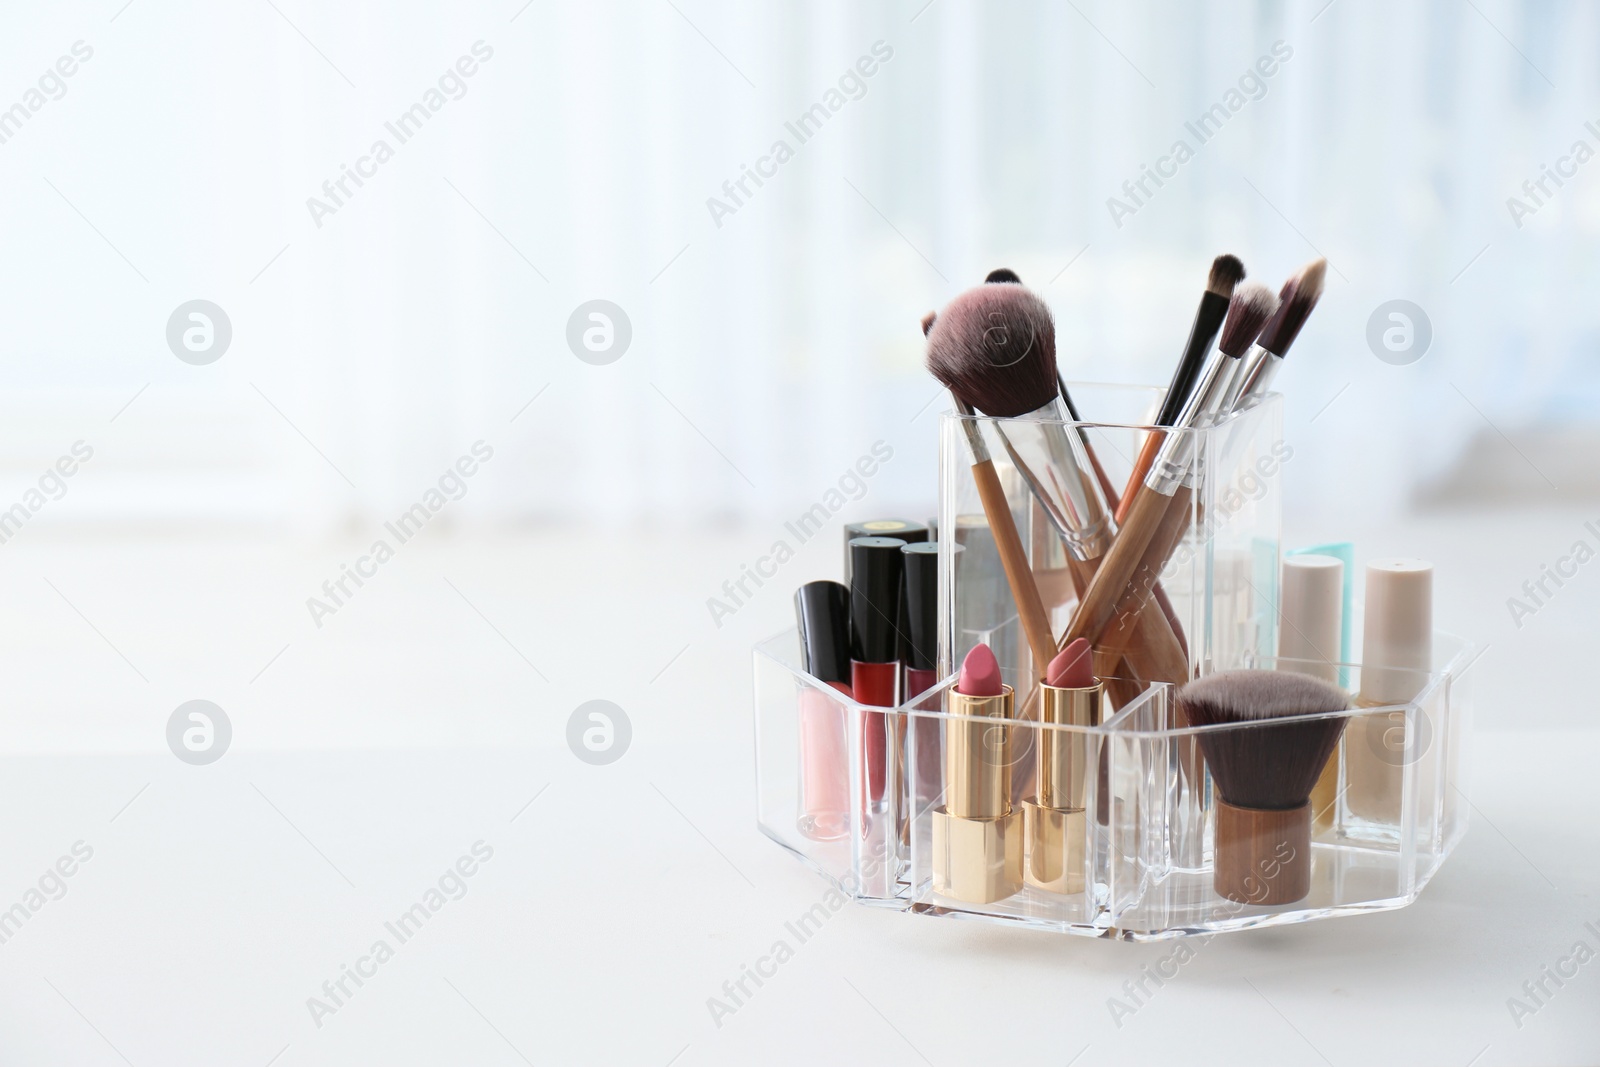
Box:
1116, 254, 1246, 525
1105, 262, 1326, 649
1053, 368, 1188, 667
924, 311, 1055, 677
1058, 283, 1279, 656
925, 278, 1114, 575
972, 267, 1115, 507
980, 269, 1189, 669
927, 279, 1189, 686
1176, 670, 1348, 904
1224, 258, 1327, 415
966, 267, 1120, 559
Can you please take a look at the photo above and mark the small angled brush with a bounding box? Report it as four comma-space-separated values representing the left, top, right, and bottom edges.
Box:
1116, 254, 1246, 525
1224, 258, 1327, 415
1176, 670, 1348, 904
1100, 260, 1328, 654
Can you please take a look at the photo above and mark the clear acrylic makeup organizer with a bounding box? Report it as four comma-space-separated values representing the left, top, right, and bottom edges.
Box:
752, 385, 1472, 939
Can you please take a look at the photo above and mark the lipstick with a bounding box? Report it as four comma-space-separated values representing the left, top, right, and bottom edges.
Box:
932, 643, 1022, 903
849, 536, 906, 810
1023, 638, 1102, 893
794, 580, 852, 841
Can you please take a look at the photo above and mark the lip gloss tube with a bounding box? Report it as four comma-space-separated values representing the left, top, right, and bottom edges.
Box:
901, 540, 950, 802
849, 537, 907, 812
794, 580, 853, 841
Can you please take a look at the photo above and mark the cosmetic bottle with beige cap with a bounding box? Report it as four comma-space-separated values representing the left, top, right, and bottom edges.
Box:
1278, 554, 1345, 830
1345, 559, 1433, 830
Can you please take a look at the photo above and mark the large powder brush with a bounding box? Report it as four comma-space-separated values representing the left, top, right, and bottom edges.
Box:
926, 278, 1198, 694
1176, 670, 1349, 905
925, 282, 1059, 418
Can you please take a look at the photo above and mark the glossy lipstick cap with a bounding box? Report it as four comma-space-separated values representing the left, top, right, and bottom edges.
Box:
794, 581, 851, 687
848, 537, 907, 664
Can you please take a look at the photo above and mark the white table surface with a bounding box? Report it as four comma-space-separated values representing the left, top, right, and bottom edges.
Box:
0, 510, 1596, 1065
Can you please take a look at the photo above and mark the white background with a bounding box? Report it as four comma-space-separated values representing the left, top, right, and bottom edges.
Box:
0, 0, 1596, 1063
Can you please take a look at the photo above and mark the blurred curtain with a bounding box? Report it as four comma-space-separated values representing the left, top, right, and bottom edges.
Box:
0, 0, 1589, 531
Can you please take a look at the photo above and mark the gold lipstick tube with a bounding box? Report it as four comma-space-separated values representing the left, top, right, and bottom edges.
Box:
1023, 678, 1102, 893
932, 684, 1021, 903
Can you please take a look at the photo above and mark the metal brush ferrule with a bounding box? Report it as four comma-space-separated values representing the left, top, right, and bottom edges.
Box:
1197, 347, 1287, 488
953, 400, 992, 464
1215, 346, 1258, 419
1228, 346, 1283, 413
1146, 351, 1240, 495
990, 399, 1113, 562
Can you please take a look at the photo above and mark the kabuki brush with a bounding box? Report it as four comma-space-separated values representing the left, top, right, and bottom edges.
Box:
1176, 670, 1348, 904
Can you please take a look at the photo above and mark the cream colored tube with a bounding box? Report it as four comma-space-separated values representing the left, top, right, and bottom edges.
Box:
1279, 555, 1345, 829
1347, 559, 1433, 827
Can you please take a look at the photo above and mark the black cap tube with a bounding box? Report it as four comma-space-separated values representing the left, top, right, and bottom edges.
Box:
901, 541, 943, 671
848, 537, 906, 663
794, 581, 851, 686
843, 520, 928, 583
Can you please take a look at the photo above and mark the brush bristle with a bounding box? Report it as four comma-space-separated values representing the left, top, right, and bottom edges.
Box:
920, 311, 937, 337
1218, 283, 1278, 357
1207, 254, 1245, 297
925, 282, 1057, 417
1259, 258, 1326, 356
1177, 670, 1348, 810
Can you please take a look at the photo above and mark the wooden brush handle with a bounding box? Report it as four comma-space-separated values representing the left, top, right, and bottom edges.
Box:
1079, 430, 1187, 659
1098, 485, 1195, 659
1114, 430, 1165, 526
1066, 554, 1187, 695
1118, 603, 1189, 685
1058, 483, 1171, 652
971, 457, 1055, 679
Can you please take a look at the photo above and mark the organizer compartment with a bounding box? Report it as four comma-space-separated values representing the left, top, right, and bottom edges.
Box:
754, 628, 1473, 938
